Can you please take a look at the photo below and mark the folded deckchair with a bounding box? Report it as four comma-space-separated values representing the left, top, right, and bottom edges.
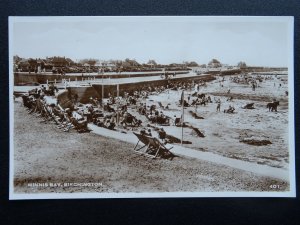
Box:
133, 132, 175, 159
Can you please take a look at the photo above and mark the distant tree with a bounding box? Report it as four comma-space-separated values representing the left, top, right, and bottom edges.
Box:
122, 59, 131, 68
208, 58, 221, 68
237, 61, 247, 69
209, 58, 220, 64
123, 58, 140, 67
133, 59, 141, 66
186, 61, 199, 67
87, 59, 97, 66
147, 59, 157, 66
13, 55, 22, 64
65, 57, 75, 65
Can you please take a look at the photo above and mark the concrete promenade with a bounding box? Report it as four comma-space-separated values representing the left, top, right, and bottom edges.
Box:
67, 71, 201, 86
88, 124, 289, 182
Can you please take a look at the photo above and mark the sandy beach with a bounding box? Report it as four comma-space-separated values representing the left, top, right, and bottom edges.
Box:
13, 96, 289, 193
133, 75, 290, 169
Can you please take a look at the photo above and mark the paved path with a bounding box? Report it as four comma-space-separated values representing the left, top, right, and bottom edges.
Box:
13, 72, 202, 91
88, 124, 289, 182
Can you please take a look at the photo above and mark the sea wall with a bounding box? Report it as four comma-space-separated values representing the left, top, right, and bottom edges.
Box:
14, 73, 63, 85
93, 74, 216, 98
61, 74, 215, 104
204, 69, 241, 76
14, 71, 189, 85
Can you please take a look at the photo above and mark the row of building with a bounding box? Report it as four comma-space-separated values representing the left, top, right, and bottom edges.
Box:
13, 56, 109, 73
13, 56, 234, 74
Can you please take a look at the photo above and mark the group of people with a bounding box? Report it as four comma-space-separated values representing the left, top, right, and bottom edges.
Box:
19, 74, 243, 137
30, 83, 59, 98
22, 84, 91, 133
84, 79, 201, 131
146, 109, 170, 125
19, 72, 287, 148
160, 72, 177, 80
189, 93, 213, 106
139, 127, 167, 143
85, 96, 142, 130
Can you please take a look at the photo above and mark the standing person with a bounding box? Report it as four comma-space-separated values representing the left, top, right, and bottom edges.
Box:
216, 98, 221, 112
216, 102, 221, 112
207, 96, 212, 103
73, 93, 78, 106
252, 82, 256, 91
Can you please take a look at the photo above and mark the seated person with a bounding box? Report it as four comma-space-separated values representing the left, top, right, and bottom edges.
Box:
140, 129, 147, 136
95, 118, 104, 127
158, 128, 166, 141
107, 120, 116, 130
228, 105, 235, 113
183, 100, 189, 107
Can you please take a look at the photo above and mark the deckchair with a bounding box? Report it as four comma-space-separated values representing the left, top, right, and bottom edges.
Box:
242, 103, 255, 109
157, 101, 164, 109
133, 132, 175, 159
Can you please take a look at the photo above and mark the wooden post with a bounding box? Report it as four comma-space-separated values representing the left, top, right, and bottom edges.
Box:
181, 90, 184, 145
117, 84, 119, 124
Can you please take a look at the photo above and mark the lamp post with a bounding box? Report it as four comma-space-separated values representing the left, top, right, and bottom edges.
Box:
102, 67, 104, 108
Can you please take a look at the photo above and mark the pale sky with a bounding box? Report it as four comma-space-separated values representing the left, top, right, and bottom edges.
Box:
11, 16, 293, 67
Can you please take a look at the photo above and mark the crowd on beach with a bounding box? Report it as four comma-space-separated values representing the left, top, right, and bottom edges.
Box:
18, 78, 210, 143
18, 73, 286, 145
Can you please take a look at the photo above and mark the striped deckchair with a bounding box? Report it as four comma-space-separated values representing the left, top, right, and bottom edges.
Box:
133, 132, 175, 159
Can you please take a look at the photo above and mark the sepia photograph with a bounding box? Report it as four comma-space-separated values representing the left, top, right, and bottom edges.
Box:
9, 16, 295, 199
